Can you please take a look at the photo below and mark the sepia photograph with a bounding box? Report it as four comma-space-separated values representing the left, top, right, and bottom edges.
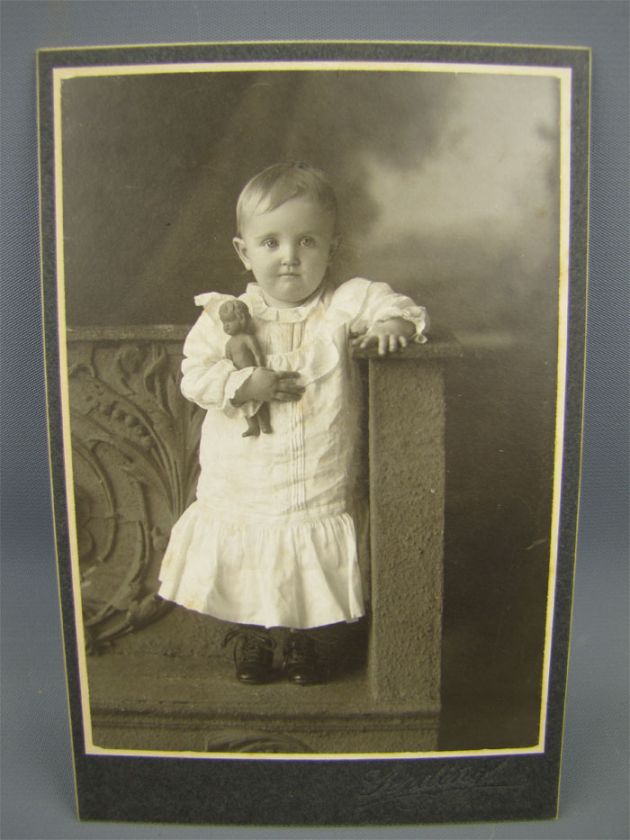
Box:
37, 40, 589, 824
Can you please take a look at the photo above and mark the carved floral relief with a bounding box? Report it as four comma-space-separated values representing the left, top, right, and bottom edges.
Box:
67, 334, 202, 652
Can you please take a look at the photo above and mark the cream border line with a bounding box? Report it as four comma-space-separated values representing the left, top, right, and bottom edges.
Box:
52, 59, 572, 762
54, 59, 570, 79
53, 71, 97, 751
538, 62, 573, 751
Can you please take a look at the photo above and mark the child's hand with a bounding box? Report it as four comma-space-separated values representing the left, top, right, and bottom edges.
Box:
350, 317, 416, 356
232, 368, 304, 404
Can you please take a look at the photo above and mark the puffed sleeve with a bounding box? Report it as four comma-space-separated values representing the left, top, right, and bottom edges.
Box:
180, 293, 256, 418
331, 277, 429, 344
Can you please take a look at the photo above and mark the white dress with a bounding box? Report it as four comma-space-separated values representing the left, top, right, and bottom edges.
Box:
158, 277, 428, 629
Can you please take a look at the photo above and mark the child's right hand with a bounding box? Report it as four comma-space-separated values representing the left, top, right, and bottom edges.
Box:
232, 368, 304, 404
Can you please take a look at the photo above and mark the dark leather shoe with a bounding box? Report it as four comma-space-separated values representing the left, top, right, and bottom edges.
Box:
223, 628, 275, 684
283, 632, 320, 686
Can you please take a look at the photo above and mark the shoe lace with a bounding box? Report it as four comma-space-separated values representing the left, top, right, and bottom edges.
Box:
223, 628, 275, 667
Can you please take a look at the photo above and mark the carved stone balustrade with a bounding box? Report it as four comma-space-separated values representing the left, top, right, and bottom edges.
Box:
67, 325, 461, 754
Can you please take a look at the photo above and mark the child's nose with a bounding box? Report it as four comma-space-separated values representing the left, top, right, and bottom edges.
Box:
281, 242, 300, 265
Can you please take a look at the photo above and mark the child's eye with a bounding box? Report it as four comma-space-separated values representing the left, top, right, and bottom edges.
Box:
261, 238, 278, 249
300, 236, 316, 248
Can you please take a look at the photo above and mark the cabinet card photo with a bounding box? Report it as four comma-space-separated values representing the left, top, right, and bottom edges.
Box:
38, 40, 589, 826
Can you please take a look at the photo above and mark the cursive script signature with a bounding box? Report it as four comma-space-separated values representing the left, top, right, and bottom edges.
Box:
357, 759, 524, 813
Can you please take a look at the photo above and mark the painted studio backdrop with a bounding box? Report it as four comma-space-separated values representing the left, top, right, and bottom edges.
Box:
60, 68, 560, 751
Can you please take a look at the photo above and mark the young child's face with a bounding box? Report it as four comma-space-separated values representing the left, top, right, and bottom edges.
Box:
233, 196, 337, 308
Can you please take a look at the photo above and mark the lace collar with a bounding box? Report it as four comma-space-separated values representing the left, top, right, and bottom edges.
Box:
244, 282, 330, 323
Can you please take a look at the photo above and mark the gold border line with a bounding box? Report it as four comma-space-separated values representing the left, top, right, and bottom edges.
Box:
86, 743, 547, 762
537, 64, 573, 750
53, 71, 96, 750
54, 60, 570, 80
51, 59, 573, 762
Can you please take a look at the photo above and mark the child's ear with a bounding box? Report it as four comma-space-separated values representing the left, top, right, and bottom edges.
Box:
329, 235, 341, 260
232, 237, 251, 270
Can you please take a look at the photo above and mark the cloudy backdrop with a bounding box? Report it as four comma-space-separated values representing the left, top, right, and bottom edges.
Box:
61, 69, 559, 345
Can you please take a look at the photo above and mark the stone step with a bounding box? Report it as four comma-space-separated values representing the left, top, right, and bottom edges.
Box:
86, 651, 438, 755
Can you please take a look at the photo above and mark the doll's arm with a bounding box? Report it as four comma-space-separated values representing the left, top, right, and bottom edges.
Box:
246, 334, 266, 368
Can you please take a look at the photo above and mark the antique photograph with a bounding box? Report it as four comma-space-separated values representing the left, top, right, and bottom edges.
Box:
38, 42, 588, 822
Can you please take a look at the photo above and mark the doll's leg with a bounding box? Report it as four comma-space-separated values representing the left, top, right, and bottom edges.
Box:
242, 414, 260, 437
256, 402, 272, 434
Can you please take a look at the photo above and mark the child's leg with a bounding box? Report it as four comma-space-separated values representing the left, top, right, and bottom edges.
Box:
223, 624, 275, 684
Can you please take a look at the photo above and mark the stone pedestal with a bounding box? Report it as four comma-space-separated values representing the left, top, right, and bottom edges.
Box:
367, 355, 444, 712
67, 327, 460, 754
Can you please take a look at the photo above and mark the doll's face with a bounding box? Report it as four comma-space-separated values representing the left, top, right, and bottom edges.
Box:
220, 305, 249, 335
232, 196, 338, 309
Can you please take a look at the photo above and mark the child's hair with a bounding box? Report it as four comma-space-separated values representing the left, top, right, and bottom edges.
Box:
236, 162, 338, 235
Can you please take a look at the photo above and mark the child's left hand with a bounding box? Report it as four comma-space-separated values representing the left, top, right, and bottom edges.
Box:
350, 317, 416, 356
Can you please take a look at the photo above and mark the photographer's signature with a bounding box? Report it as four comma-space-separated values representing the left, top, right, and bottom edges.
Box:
357, 760, 525, 813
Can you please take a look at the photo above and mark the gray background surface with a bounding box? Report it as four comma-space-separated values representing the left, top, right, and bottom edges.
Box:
1, 1, 628, 838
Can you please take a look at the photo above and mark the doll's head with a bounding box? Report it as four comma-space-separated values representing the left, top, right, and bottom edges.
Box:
232, 162, 340, 309
218, 299, 253, 336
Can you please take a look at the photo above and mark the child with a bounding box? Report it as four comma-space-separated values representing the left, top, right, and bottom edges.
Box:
158, 162, 428, 686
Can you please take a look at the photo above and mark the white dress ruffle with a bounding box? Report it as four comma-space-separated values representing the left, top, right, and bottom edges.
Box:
158, 278, 428, 629
159, 503, 363, 629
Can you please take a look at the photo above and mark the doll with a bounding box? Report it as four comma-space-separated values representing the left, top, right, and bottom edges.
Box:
218, 298, 272, 437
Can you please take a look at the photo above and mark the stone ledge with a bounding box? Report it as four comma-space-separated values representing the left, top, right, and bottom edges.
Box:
68, 324, 523, 361
67, 324, 191, 342
67, 324, 464, 361
88, 652, 439, 718
87, 653, 439, 754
